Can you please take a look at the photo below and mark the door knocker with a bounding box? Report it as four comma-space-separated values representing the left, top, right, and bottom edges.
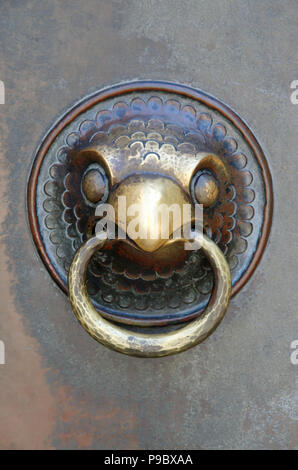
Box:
27, 81, 273, 357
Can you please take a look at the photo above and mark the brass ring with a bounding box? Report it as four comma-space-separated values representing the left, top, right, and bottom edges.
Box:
68, 233, 231, 357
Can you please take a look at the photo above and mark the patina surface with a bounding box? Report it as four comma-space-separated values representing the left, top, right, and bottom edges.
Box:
0, 0, 297, 450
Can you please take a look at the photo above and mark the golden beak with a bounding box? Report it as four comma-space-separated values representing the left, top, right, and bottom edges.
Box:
107, 173, 195, 252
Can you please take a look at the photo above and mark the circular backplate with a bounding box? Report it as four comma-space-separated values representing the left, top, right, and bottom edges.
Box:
28, 81, 273, 326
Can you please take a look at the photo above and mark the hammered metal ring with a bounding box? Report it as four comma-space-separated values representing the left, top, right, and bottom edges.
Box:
68, 232, 232, 357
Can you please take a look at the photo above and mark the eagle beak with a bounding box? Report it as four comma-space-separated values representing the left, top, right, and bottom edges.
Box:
105, 173, 196, 253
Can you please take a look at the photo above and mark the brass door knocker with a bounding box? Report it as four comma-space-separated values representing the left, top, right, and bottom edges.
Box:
28, 81, 273, 357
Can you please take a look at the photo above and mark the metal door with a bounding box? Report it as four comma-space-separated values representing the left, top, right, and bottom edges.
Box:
0, 0, 297, 449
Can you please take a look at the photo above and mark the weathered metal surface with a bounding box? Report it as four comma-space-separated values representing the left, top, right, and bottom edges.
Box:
0, 0, 297, 450
28, 82, 272, 326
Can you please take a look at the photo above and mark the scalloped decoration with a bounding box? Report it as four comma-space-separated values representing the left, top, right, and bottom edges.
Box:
42, 96, 256, 315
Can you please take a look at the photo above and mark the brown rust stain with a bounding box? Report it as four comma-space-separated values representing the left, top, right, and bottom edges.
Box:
0, 134, 58, 449
54, 386, 139, 449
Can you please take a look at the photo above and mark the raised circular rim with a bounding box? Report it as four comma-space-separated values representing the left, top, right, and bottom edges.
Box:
27, 80, 273, 318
